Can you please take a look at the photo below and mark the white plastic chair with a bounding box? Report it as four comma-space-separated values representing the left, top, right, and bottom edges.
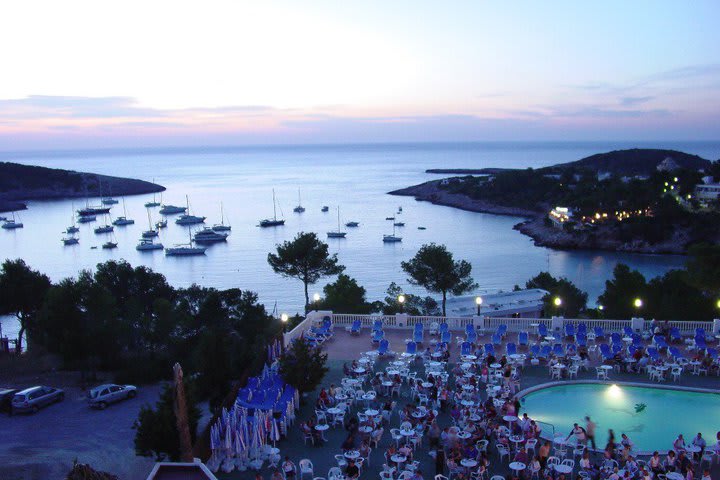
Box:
299, 459, 314, 480
328, 467, 343, 480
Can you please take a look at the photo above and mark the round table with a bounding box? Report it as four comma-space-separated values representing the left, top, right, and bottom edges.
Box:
461, 362, 473, 369
358, 358, 371, 364
457, 431, 472, 440
392, 360, 406, 367
666, 473, 684, 480
510, 435, 525, 448
386, 369, 400, 376
461, 459, 478, 469
509, 462, 526, 474
622, 337, 633, 343
400, 429, 415, 437
412, 410, 426, 419
503, 415, 518, 425
553, 437, 567, 446
685, 445, 701, 453
461, 399, 475, 407
490, 363, 502, 369
354, 367, 366, 374
344, 450, 360, 460
431, 352, 443, 358
365, 409, 379, 416
600, 365, 613, 371
326, 407, 342, 423
553, 464, 572, 475
428, 361, 442, 367
545, 336, 556, 342
509, 354, 524, 360
365, 350, 379, 357
462, 384, 475, 391
314, 424, 330, 441
335, 394, 348, 401
391, 454, 407, 468
462, 355, 478, 361
421, 382, 434, 388
358, 425, 373, 434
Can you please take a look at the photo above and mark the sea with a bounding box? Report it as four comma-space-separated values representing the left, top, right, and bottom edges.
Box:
2, 141, 719, 339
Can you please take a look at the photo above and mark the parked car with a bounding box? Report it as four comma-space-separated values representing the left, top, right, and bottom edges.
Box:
11, 386, 64, 414
87, 384, 137, 409
0, 388, 19, 414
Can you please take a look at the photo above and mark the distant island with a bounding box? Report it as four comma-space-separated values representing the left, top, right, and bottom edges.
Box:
0, 162, 165, 212
392, 149, 720, 254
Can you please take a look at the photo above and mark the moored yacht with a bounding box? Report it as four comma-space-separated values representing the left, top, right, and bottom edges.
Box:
112, 198, 135, 226
2, 213, 24, 229
62, 235, 79, 245
382, 223, 402, 243
259, 190, 285, 227
345, 221, 360, 227
193, 227, 229, 244
293, 189, 305, 213
175, 195, 205, 225
326, 207, 347, 238
212, 202, 232, 232
77, 215, 96, 223
159, 204, 186, 215
136, 238, 164, 251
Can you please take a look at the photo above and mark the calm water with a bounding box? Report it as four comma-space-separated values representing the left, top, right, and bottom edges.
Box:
2, 141, 717, 319
521, 383, 720, 452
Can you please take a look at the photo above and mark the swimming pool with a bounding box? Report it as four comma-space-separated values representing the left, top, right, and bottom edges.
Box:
520, 382, 720, 453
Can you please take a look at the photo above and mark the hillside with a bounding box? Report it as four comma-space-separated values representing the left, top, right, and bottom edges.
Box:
0, 162, 164, 212
544, 148, 711, 176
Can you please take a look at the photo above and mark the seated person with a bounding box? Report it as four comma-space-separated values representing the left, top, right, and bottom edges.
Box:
345, 460, 360, 479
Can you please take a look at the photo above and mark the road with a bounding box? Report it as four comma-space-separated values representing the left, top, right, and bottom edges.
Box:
0, 384, 160, 480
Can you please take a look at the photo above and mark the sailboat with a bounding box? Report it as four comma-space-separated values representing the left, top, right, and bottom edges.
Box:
144, 181, 161, 208
175, 196, 206, 225
102, 239, 118, 249
62, 233, 79, 245
321, 206, 329, 212
393, 221, 405, 227
159, 198, 186, 215
165, 228, 207, 256
327, 207, 347, 238
345, 221, 360, 227
142, 209, 159, 238
112, 198, 135, 226
77, 215, 96, 223
383, 222, 402, 243
259, 190, 285, 227
2, 212, 24, 229
136, 237, 163, 251
193, 227, 228, 244
293, 189, 305, 213
212, 202, 231, 232
155, 217, 168, 229
66, 204, 79, 233
94, 214, 114, 234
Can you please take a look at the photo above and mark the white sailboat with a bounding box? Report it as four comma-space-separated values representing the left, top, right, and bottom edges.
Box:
112, 198, 135, 226
326, 207, 347, 238
383, 222, 402, 243
144, 180, 161, 208
94, 214, 114, 234
212, 202, 231, 232
1, 212, 23, 229
136, 238, 163, 251
165, 229, 206, 256
66, 204, 79, 233
175, 195, 206, 225
293, 189, 305, 213
142, 209, 159, 238
259, 190, 285, 227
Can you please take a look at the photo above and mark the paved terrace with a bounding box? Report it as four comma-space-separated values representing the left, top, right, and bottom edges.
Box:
218, 322, 720, 480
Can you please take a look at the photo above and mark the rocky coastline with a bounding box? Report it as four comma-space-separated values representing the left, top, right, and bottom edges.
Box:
390, 179, 688, 255
0, 162, 165, 213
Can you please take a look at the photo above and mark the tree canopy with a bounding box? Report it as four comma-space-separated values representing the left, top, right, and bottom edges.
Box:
316, 274, 373, 314
376, 282, 439, 316
267, 232, 345, 309
525, 271, 588, 318
401, 243, 477, 315
597, 264, 648, 320
0, 259, 51, 353
279, 336, 328, 394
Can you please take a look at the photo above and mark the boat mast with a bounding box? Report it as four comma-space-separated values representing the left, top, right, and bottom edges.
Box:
220, 202, 225, 225
272, 189, 277, 221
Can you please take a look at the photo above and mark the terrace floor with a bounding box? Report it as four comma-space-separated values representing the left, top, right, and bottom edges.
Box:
217, 328, 720, 480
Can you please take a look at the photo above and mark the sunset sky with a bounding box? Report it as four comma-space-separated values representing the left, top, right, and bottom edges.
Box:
1, 0, 719, 149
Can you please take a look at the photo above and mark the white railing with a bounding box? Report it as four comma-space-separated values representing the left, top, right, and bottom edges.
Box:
485, 317, 550, 333
282, 311, 720, 346
664, 320, 714, 334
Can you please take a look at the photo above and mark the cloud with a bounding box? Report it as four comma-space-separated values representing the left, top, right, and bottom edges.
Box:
619, 96, 654, 106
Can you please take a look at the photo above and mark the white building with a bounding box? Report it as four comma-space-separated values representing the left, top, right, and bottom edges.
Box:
695, 183, 720, 202
445, 289, 549, 318
548, 206, 571, 228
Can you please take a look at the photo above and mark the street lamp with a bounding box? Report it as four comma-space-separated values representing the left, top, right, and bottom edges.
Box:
633, 298, 643, 309
475, 296, 483, 316
398, 294, 406, 313
716, 299, 720, 310
280, 312, 289, 332
313, 292, 321, 303
554, 297, 562, 307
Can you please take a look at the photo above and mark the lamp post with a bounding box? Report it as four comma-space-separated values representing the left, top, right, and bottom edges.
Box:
475, 296, 483, 316
280, 312, 289, 332
554, 296, 562, 316
398, 294, 406, 314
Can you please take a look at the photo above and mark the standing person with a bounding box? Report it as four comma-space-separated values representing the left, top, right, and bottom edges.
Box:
606, 430, 616, 456
567, 423, 587, 446
435, 448, 446, 476
585, 416, 597, 450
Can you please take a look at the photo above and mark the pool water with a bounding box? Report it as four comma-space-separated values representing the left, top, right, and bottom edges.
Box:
520, 383, 720, 452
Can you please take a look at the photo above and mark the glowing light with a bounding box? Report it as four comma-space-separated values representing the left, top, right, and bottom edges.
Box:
716, 299, 720, 309
607, 384, 622, 398
398, 294, 406, 304
674, 177, 679, 182
475, 296, 483, 306
313, 293, 321, 302
554, 297, 562, 307
634, 298, 643, 308
280, 313, 289, 322
598, 304, 604, 311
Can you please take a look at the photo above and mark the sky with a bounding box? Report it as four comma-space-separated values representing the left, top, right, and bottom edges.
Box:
1, 0, 719, 150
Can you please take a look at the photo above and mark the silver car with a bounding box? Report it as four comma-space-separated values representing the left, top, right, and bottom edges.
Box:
87, 384, 137, 409
11, 386, 64, 414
